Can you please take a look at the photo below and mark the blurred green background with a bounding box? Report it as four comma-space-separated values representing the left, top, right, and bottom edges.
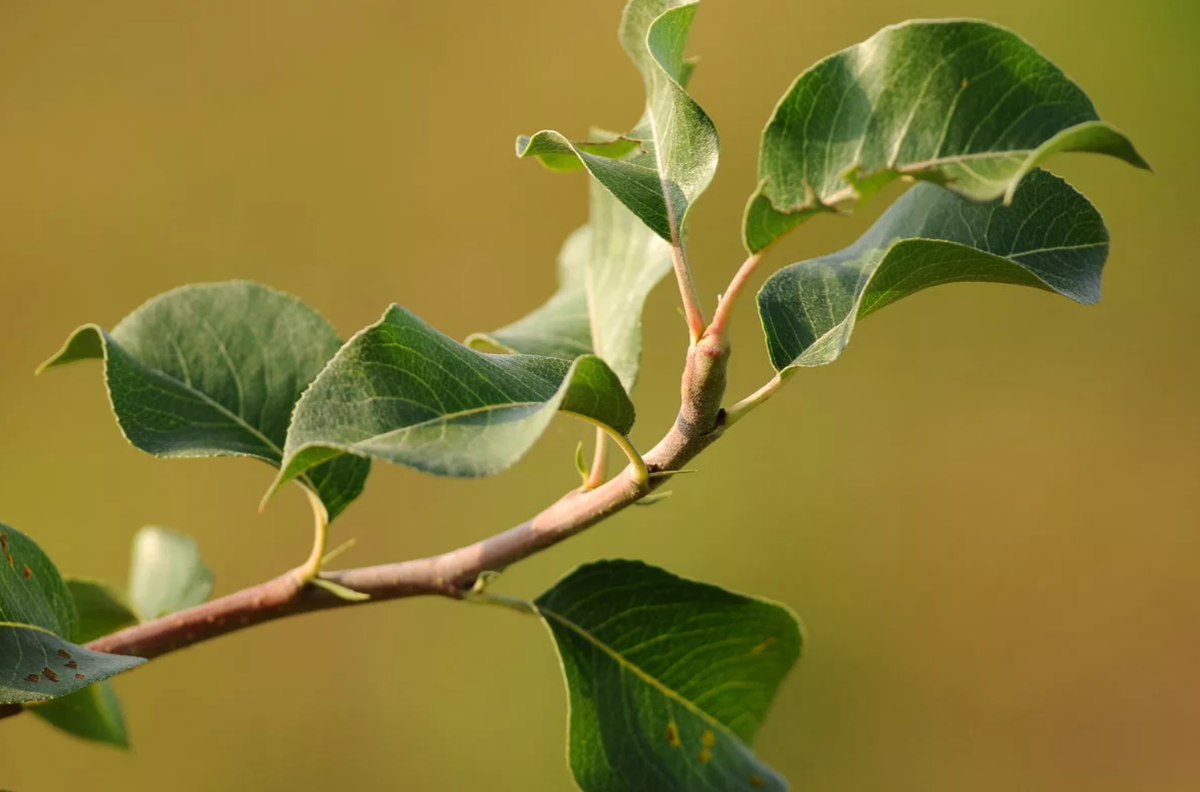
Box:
1, 0, 1196, 789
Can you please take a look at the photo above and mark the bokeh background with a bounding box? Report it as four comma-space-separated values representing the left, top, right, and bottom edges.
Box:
1, 0, 1196, 789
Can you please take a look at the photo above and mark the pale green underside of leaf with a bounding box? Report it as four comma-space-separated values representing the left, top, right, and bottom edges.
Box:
517, 0, 718, 243
38, 281, 370, 521
129, 527, 214, 621
743, 19, 1150, 253
468, 181, 673, 391
31, 682, 128, 749
758, 169, 1108, 371
273, 305, 636, 491
0, 523, 143, 705
536, 560, 801, 792
65, 579, 139, 644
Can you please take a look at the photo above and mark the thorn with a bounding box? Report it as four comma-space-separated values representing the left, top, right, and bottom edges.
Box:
309, 577, 370, 602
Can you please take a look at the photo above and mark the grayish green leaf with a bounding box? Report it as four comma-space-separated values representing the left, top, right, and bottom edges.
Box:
128, 527, 214, 621
0, 523, 144, 705
469, 181, 673, 391
536, 560, 801, 792
759, 169, 1107, 371
65, 579, 138, 644
30, 682, 128, 749
39, 281, 370, 520
744, 19, 1149, 252
272, 306, 636, 491
518, 0, 718, 243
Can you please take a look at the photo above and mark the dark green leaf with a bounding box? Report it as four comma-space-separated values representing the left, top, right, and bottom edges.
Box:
536, 560, 801, 792
0, 523, 143, 705
758, 169, 1107, 371
65, 579, 138, 644
744, 19, 1149, 252
272, 306, 636, 491
39, 281, 370, 520
30, 682, 128, 749
518, 0, 718, 243
469, 181, 673, 391
128, 527, 213, 621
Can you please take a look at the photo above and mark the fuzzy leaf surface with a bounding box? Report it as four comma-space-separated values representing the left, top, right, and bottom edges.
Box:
469, 182, 673, 391
274, 306, 635, 488
40, 281, 370, 520
518, 0, 718, 242
758, 170, 1108, 371
536, 560, 801, 792
128, 527, 213, 621
744, 19, 1149, 252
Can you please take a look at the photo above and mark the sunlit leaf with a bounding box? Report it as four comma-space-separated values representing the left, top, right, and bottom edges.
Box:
518, 0, 718, 243
469, 181, 673, 391
536, 560, 801, 792
39, 281, 370, 520
272, 305, 636, 492
0, 523, 143, 705
128, 527, 213, 621
758, 169, 1107, 371
744, 19, 1149, 252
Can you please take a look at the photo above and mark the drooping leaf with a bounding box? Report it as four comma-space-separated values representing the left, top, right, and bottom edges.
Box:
30, 682, 128, 749
65, 579, 138, 644
469, 181, 673, 391
518, 0, 718, 243
39, 281, 370, 520
271, 305, 636, 492
758, 169, 1107, 371
128, 527, 213, 621
0, 523, 144, 705
536, 560, 801, 792
743, 19, 1149, 253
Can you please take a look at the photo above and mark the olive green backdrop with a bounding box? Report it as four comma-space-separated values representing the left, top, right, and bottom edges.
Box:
1, 1, 1196, 790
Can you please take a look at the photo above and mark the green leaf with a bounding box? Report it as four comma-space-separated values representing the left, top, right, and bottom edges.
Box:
30, 682, 128, 749
39, 281, 370, 521
128, 527, 214, 621
758, 169, 1107, 371
536, 560, 801, 792
744, 19, 1149, 253
518, 0, 718, 243
271, 305, 636, 491
0, 523, 144, 705
468, 181, 673, 391
65, 579, 138, 644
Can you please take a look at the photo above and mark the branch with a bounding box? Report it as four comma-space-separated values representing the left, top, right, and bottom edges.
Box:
0, 336, 733, 724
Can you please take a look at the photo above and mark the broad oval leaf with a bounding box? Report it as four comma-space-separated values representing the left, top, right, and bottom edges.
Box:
30, 682, 129, 749
272, 305, 636, 492
518, 0, 718, 243
469, 181, 673, 391
758, 169, 1107, 371
65, 579, 138, 644
39, 281, 370, 520
128, 527, 214, 621
536, 560, 801, 792
0, 523, 144, 705
744, 19, 1149, 253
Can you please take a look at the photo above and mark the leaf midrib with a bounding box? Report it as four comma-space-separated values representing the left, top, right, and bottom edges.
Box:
538, 606, 750, 749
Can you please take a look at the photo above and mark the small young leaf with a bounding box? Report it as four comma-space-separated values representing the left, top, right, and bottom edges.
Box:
272, 306, 636, 491
758, 169, 1107, 371
65, 579, 138, 643
0, 522, 144, 705
30, 682, 128, 749
518, 0, 718, 244
536, 560, 801, 792
128, 527, 214, 621
39, 281, 370, 520
744, 19, 1149, 252
469, 181, 673, 391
